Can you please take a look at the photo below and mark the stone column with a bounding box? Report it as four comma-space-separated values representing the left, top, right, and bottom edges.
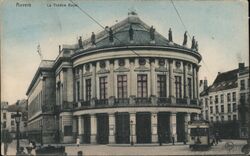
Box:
78, 115, 84, 143
193, 66, 197, 99
150, 58, 156, 96
109, 60, 115, 106
79, 67, 83, 100
185, 113, 191, 142
183, 62, 188, 98
170, 112, 177, 143
109, 113, 116, 144
90, 114, 97, 144
129, 59, 136, 105
91, 63, 96, 107
151, 112, 158, 143
169, 60, 175, 104
130, 113, 136, 144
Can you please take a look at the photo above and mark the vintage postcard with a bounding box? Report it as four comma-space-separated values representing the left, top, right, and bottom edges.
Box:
1, 0, 249, 155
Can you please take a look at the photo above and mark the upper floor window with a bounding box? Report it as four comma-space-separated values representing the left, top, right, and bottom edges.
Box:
175, 76, 182, 98
210, 106, 213, 114
157, 75, 167, 97
76, 81, 80, 101
205, 98, 208, 107
3, 113, 6, 119
85, 79, 91, 101
232, 92, 236, 102
215, 106, 219, 113
11, 120, 14, 126
215, 95, 218, 104
233, 103, 237, 112
137, 74, 148, 98
99, 76, 108, 99
240, 93, 246, 105
228, 104, 231, 113
117, 75, 128, 98
227, 93, 231, 102
240, 79, 245, 90
220, 94, 224, 103
210, 96, 213, 104
187, 78, 192, 98
221, 105, 224, 113
3, 121, 6, 128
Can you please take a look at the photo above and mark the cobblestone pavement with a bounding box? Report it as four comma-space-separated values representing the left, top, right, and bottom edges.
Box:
1, 139, 248, 155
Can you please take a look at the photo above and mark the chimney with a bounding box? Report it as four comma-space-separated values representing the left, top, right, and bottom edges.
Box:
204, 79, 208, 90
199, 80, 203, 87
238, 63, 245, 71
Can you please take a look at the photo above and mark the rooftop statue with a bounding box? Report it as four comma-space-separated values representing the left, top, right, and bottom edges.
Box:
191, 36, 195, 49
195, 41, 199, 51
168, 28, 173, 42
129, 25, 134, 41
78, 36, 83, 48
91, 32, 96, 45
183, 31, 188, 46
109, 28, 114, 42
149, 26, 155, 40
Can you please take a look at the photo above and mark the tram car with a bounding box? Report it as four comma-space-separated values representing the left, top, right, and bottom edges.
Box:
188, 120, 211, 150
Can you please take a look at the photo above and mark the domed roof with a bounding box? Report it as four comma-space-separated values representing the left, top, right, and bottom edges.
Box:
74, 13, 200, 58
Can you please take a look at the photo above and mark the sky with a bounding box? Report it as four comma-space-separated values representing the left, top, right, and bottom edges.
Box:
1, 0, 249, 104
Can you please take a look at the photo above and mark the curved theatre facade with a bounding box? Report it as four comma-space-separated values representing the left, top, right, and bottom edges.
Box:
27, 12, 202, 144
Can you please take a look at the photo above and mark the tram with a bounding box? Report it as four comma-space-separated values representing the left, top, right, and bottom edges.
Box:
188, 120, 211, 150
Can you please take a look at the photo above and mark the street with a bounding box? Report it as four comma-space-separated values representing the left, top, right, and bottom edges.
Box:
1, 139, 248, 155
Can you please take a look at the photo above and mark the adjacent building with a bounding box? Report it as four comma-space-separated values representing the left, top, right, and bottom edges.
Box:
200, 63, 249, 139
27, 12, 202, 144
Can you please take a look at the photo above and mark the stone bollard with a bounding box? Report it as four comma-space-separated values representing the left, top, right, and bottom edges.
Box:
77, 151, 83, 156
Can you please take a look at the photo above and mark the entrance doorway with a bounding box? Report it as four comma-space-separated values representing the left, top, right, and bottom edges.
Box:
83, 115, 90, 143
177, 113, 185, 142
97, 113, 109, 144
136, 112, 151, 143
158, 112, 170, 143
115, 112, 130, 143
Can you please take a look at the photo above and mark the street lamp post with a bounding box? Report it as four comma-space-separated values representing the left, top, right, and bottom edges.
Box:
130, 120, 134, 146
14, 111, 21, 154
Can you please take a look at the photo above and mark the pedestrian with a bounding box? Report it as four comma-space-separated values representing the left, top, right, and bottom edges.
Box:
1, 130, 12, 156
172, 134, 175, 145
76, 137, 80, 147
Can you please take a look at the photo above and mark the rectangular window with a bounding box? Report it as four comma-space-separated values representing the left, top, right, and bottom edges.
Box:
3, 121, 6, 128
228, 104, 231, 113
227, 93, 231, 102
3, 113, 6, 119
117, 75, 128, 98
221, 105, 224, 113
11, 120, 14, 125
233, 115, 237, 120
220, 94, 224, 103
157, 75, 167, 97
228, 115, 231, 121
205, 110, 208, 120
64, 126, 73, 136
210, 96, 213, 104
210, 106, 213, 114
215, 95, 218, 104
76, 81, 80, 100
187, 78, 192, 98
233, 103, 237, 112
240, 93, 246, 105
175, 76, 182, 98
99, 76, 108, 99
240, 79, 245, 90
85, 79, 91, 101
221, 116, 224, 121
205, 98, 208, 107
232, 92, 236, 102
137, 74, 148, 98
215, 106, 219, 113
11, 113, 15, 119
210, 117, 213, 122
216, 116, 219, 121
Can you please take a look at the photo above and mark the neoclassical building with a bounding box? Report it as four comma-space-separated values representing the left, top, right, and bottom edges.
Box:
27, 12, 202, 144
